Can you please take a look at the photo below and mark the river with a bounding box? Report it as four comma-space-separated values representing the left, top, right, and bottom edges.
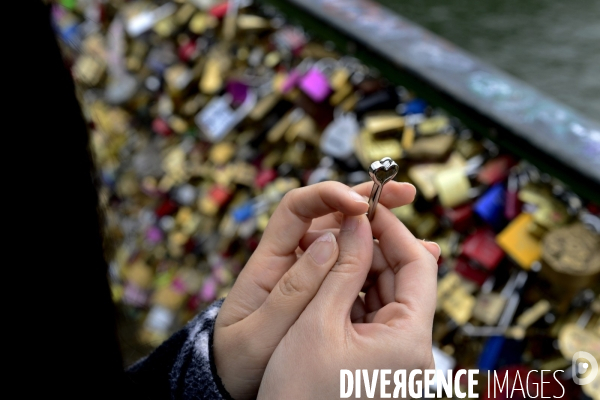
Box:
378, 0, 600, 121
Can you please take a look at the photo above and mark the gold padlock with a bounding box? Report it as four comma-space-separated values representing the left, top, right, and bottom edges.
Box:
354, 130, 403, 169
406, 134, 455, 160
363, 112, 405, 136
434, 166, 471, 208
329, 82, 353, 106
329, 68, 350, 90
417, 115, 450, 135
541, 223, 600, 293
189, 12, 218, 34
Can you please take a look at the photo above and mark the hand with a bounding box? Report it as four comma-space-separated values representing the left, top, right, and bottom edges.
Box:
301, 181, 440, 292
214, 181, 417, 399
258, 205, 440, 399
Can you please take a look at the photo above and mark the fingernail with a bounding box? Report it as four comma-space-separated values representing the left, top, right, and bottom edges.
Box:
349, 190, 369, 205
423, 239, 441, 259
432, 242, 441, 258
341, 215, 359, 232
308, 232, 336, 265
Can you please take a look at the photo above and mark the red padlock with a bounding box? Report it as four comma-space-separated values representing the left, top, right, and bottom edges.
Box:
461, 229, 504, 271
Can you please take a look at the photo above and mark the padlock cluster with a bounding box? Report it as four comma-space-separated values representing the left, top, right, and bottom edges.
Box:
53, 0, 599, 395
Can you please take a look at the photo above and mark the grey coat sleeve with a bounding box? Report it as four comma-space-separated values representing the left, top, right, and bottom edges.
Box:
124, 299, 233, 400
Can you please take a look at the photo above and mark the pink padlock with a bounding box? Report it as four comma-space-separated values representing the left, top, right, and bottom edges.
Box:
200, 277, 217, 302
298, 67, 331, 102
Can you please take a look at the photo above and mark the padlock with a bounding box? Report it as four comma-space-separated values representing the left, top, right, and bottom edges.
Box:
532, 197, 570, 231
199, 49, 230, 94
541, 223, 600, 293
558, 305, 600, 371
320, 112, 359, 159
406, 134, 455, 160
225, 80, 249, 106
363, 112, 405, 136
195, 90, 257, 142
73, 54, 106, 86
154, 15, 177, 38
496, 213, 542, 270
461, 229, 505, 271
477, 155, 517, 186
189, 12, 218, 34
328, 81, 353, 106
473, 183, 506, 231
298, 67, 331, 103
328, 67, 350, 91
408, 163, 444, 201
437, 271, 476, 326
435, 166, 471, 208
164, 63, 193, 95
125, 2, 177, 37
399, 98, 428, 115
416, 115, 450, 136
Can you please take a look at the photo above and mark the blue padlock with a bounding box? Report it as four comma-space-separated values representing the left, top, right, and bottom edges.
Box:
474, 183, 506, 231
401, 98, 428, 115
478, 335, 505, 371
232, 202, 255, 223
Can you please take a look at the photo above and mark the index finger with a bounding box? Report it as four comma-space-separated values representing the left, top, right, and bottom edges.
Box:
309, 181, 416, 230
222, 182, 369, 324
261, 182, 369, 256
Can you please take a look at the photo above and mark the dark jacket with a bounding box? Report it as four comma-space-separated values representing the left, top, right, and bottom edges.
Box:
23, 2, 229, 398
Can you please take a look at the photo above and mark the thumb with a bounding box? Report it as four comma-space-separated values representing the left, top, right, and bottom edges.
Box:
312, 214, 373, 319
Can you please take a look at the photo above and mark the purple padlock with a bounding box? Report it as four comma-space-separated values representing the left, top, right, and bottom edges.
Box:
298, 67, 331, 102
146, 226, 163, 244
226, 80, 248, 106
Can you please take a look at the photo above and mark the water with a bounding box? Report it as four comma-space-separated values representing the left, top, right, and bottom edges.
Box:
377, 0, 600, 121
